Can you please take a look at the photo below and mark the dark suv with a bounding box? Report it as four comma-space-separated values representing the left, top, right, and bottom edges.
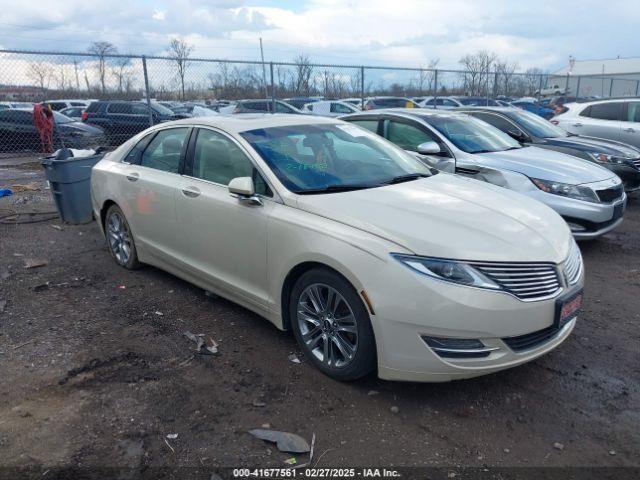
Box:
82, 101, 180, 145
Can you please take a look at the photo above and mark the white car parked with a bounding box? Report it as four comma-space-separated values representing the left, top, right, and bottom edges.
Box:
91, 114, 583, 382
552, 98, 640, 149
303, 100, 360, 117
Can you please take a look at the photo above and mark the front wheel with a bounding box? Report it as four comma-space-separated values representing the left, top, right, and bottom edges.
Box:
289, 268, 376, 381
104, 204, 140, 269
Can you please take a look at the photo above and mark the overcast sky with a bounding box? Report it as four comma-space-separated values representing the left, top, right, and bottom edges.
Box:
0, 0, 638, 72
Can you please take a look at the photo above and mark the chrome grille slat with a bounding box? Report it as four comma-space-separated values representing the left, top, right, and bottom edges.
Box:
499, 279, 559, 288
472, 262, 561, 301
563, 241, 582, 285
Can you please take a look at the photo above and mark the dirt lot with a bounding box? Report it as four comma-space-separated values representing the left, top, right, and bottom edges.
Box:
0, 160, 639, 478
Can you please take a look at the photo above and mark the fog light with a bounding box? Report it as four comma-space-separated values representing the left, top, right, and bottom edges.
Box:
567, 222, 586, 232
421, 336, 497, 359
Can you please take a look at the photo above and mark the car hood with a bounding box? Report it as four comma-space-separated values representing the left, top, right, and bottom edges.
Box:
476, 146, 615, 184
293, 174, 571, 263
542, 135, 640, 158
59, 121, 104, 134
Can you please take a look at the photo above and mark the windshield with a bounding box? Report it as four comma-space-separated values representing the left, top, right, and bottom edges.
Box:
150, 102, 175, 116
241, 123, 432, 194
53, 111, 74, 124
425, 115, 522, 153
507, 110, 568, 138
457, 97, 499, 106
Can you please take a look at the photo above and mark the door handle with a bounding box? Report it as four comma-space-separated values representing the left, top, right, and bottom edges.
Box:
181, 186, 201, 198
572, 123, 583, 127
126, 172, 140, 182
623, 127, 636, 133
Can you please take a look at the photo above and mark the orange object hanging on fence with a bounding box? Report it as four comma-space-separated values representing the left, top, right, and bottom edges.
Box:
33, 104, 54, 154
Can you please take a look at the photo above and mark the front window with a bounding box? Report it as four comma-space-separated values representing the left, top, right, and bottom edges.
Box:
424, 115, 522, 154
386, 120, 439, 151
53, 111, 74, 124
507, 110, 568, 138
241, 123, 431, 194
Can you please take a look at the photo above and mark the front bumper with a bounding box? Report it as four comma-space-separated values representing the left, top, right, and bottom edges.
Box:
525, 188, 626, 240
610, 163, 640, 192
368, 259, 584, 382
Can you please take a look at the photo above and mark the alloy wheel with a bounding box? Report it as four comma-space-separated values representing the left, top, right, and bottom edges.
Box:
106, 211, 132, 265
296, 283, 359, 368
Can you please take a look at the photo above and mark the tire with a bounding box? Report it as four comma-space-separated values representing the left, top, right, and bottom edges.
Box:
104, 204, 141, 270
289, 268, 376, 381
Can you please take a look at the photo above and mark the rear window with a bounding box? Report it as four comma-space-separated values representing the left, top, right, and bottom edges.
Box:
581, 102, 622, 121
107, 103, 132, 114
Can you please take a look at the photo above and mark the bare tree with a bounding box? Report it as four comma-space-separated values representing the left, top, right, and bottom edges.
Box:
414, 59, 439, 95
169, 38, 193, 100
88, 41, 117, 95
112, 57, 132, 94
56, 64, 67, 91
458, 51, 498, 95
494, 60, 518, 97
26, 62, 53, 97
292, 54, 313, 94
524, 67, 545, 95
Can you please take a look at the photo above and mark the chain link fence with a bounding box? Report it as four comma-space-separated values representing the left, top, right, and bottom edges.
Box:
1, 49, 639, 157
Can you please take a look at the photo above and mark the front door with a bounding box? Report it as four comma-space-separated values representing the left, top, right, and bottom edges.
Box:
176, 127, 274, 307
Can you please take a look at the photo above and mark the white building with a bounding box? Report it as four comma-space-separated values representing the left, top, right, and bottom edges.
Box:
549, 57, 640, 98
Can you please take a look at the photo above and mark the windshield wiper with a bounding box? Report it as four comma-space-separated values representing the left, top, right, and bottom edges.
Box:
380, 173, 430, 185
297, 184, 376, 195
470, 149, 493, 154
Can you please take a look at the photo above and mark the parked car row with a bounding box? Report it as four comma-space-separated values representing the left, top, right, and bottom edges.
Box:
341, 109, 629, 240
91, 113, 589, 384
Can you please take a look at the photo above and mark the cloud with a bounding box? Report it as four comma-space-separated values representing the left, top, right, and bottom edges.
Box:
0, 0, 637, 73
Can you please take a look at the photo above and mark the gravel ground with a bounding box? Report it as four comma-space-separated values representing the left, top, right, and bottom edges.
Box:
0, 163, 639, 478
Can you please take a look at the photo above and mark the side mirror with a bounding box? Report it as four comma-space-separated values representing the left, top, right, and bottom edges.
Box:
228, 177, 255, 196
228, 177, 262, 205
417, 141, 441, 155
507, 129, 527, 142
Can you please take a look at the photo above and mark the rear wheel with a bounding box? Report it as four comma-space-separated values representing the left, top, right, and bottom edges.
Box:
289, 268, 376, 381
104, 204, 140, 269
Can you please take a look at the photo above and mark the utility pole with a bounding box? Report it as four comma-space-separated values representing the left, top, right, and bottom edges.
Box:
260, 37, 268, 98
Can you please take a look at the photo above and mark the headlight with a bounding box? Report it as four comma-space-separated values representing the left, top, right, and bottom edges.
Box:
392, 254, 501, 290
587, 152, 625, 164
530, 178, 599, 203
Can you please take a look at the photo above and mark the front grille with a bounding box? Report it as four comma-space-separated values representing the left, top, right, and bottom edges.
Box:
471, 262, 561, 301
596, 183, 624, 203
563, 241, 582, 285
503, 324, 561, 352
631, 158, 640, 170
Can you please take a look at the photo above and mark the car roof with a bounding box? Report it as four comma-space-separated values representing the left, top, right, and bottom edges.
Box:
167, 113, 339, 133
344, 108, 469, 120
454, 106, 522, 113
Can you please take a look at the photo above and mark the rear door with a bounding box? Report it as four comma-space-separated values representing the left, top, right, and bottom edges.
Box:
175, 127, 275, 307
621, 101, 640, 147
574, 102, 623, 141
116, 127, 192, 262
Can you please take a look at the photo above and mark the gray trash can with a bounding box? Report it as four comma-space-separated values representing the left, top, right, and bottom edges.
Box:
42, 149, 104, 224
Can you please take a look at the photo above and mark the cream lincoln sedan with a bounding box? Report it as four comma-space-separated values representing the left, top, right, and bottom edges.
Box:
91, 114, 584, 382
